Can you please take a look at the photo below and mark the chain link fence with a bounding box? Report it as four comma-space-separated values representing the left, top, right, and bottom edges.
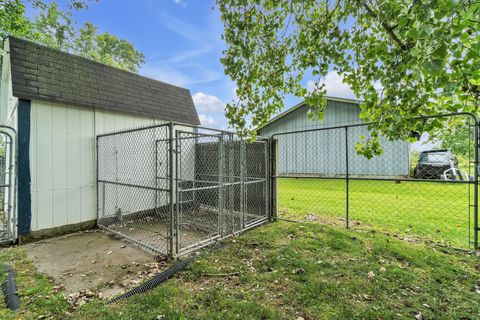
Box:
271, 113, 479, 249
97, 113, 478, 253
97, 123, 269, 258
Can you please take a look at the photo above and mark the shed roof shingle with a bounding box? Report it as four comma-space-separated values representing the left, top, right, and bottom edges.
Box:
8, 36, 200, 125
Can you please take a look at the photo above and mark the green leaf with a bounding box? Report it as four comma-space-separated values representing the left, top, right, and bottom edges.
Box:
423, 60, 443, 75
216, 0, 480, 155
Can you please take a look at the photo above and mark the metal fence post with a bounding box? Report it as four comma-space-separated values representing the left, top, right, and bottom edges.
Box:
264, 140, 269, 220
8, 136, 14, 240
2, 133, 14, 241
474, 121, 479, 249
218, 133, 225, 236
0, 137, 6, 238
345, 126, 350, 229
168, 122, 176, 258
154, 140, 158, 208
240, 139, 246, 228
270, 138, 277, 220
175, 129, 182, 255
228, 136, 236, 232
96, 136, 100, 222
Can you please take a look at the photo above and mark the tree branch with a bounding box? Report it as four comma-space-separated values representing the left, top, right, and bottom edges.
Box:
326, 0, 342, 21
357, 0, 409, 51
407, 0, 419, 15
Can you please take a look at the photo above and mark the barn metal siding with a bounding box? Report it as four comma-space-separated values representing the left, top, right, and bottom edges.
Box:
259, 100, 410, 177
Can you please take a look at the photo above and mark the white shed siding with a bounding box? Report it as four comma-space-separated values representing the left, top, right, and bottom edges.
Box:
29, 100, 166, 231
0, 38, 18, 129
0, 38, 18, 239
96, 123, 195, 223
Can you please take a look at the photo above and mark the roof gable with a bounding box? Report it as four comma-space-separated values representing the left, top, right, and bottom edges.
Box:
7, 36, 200, 125
259, 97, 360, 131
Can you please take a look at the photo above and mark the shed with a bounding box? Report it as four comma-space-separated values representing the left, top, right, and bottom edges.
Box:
0, 36, 200, 240
258, 98, 410, 178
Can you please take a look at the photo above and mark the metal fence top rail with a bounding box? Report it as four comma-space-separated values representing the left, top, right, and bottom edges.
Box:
96, 122, 171, 138
96, 120, 269, 141
175, 130, 222, 138
270, 112, 479, 138
274, 174, 473, 184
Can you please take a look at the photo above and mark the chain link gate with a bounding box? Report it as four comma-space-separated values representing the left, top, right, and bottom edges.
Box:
175, 130, 222, 254
97, 123, 270, 258
97, 124, 172, 254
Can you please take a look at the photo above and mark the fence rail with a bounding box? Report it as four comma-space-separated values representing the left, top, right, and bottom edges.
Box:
270, 113, 479, 249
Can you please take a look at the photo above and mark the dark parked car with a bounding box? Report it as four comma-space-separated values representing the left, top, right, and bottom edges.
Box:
413, 150, 463, 180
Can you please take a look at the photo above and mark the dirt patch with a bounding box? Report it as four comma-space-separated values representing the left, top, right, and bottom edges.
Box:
24, 230, 161, 300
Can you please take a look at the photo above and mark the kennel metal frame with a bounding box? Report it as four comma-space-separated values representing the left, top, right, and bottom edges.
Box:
0, 126, 16, 245
96, 122, 270, 258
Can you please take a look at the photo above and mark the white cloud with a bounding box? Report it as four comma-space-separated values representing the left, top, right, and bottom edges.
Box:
193, 92, 225, 112
307, 71, 356, 99
174, 0, 187, 7
199, 114, 218, 127
307, 71, 385, 99
193, 92, 229, 129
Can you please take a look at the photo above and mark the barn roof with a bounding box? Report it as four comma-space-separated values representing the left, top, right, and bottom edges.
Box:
259, 96, 360, 130
7, 36, 200, 125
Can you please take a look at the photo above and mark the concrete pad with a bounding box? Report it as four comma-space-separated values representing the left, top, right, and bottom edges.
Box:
24, 230, 161, 299
107, 219, 212, 252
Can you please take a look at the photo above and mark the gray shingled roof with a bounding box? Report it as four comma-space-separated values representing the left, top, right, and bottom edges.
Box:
8, 36, 200, 125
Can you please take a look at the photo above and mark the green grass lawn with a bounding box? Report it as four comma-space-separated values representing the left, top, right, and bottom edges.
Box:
278, 178, 474, 248
0, 222, 479, 319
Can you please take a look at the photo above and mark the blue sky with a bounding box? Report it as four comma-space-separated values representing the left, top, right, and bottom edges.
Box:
36, 0, 356, 129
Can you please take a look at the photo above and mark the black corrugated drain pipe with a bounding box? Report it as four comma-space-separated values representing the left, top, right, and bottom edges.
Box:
1, 264, 20, 311
107, 255, 197, 304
